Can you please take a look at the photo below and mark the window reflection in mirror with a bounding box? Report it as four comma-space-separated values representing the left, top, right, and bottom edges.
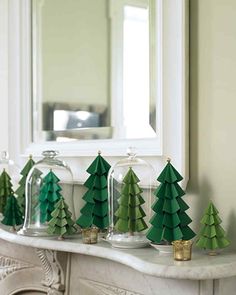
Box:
32, 0, 156, 142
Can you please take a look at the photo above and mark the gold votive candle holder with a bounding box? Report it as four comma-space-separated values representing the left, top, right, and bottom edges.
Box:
172, 240, 193, 261
82, 227, 98, 244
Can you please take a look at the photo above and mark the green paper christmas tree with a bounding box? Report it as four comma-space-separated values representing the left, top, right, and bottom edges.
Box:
114, 167, 148, 235
2, 194, 23, 229
15, 155, 35, 215
47, 197, 77, 239
76, 152, 111, 230
38, 170, 62, 223
196, 202, 230, 251
146, 159, 195, 244
0, 169, 14, 214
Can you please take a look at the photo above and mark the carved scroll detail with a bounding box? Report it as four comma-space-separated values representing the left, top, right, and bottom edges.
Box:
82, 279, 142, 295
0, 255, 34, 281
36, 249, 65, 295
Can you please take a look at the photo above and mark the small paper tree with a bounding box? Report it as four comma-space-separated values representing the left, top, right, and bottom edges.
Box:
38, 170, 62, 223
196, 201, 230, 252
114, 167, 148, 235
146, 159, 195, 244
2, 194, 23, 230
47, 197, 77, 239
76, 152, 111, 230
15, 155, 35, 215
0, 169, 14, 214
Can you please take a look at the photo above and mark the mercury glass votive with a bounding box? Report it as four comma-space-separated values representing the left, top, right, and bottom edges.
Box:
172, 240, 193, 261
82, 227, 98, 244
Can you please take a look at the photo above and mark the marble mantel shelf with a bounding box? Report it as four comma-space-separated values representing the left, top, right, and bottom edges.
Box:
0, 226, 235, 281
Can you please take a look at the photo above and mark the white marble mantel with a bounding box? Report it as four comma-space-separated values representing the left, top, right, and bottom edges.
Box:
0, 226, 235, 281
0, 226, 235, 294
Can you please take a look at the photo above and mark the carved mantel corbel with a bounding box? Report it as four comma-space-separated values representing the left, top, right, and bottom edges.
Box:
36, 248, 65, 295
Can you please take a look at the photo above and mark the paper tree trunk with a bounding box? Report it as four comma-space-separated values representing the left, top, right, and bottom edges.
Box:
15, 156, 35, 215
114, 167, 148, 234
76, 153, 111, 230
47, 197, 77, 237
2, 194, 23, 227
146, 160, 195, 243
0, 169, 14, 214
38, 170, 62, 223
196, 202, 230, 250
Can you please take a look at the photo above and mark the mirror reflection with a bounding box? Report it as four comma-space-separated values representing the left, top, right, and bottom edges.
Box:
32, 0, 156, 142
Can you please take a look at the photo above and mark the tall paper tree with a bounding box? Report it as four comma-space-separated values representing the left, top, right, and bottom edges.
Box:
146, 159, 195, 243
15, 155, 35, 215
0, 169, 14, 214
38, 170, 62, 223
196, 201, 230, 251
114, 167, 148, 235
1, 194, 23, 229
76, 152, 111, 229
47, 197, 77, 239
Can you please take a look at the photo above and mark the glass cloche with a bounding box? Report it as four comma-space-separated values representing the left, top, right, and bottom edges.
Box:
18, 150, 75, 236
0, 151, 20, 191
106, 148, 155, 248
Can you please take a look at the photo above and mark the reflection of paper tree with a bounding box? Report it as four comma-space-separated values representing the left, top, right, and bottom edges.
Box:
113, 179, 122, 225
47, 198, 77, 238
114, 167, 148, 235
146, 160, 195, 243
0, 169, 14, 214
2, 194, 23, 229
31, 168, 43, 222
76, 153, 111, 229
15, 156, 35, 215
38, 170, 62, 223
196, 202, 230, 251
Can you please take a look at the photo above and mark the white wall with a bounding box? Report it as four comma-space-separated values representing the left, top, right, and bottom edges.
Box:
0, 0, 8, 152
189, 0, 236, 249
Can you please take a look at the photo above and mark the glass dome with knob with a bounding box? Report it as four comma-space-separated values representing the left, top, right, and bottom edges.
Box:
18, 150, 75, 236
106, 148, 155, 248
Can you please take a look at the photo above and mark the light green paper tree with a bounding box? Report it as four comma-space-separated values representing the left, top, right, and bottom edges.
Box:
114, 167, 148, 235
146, 159, 195, 244
38, 170, 62, 223
196, 201, 230, 251
2, 194, 23, 229
76, 152, 111, 230
47, 198, 77, 239
15, 156, 35, 215
0, 169, 14, 214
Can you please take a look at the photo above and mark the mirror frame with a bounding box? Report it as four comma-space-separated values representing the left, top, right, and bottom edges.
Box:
6, 0, 189, 185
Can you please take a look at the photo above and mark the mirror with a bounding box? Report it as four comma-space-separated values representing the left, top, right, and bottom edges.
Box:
32, 0, 156, 142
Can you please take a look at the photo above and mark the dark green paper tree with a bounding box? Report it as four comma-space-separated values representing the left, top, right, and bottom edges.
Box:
0, 169, 14, 214
2, 194, 23, 229
196, 201, 230, 251
38, 170, 62, 223
47, 197, 77, 239
114, 167, 148, 235
76, 152, 111, 230
146, 159, 195, 244
15, 155, 35, 215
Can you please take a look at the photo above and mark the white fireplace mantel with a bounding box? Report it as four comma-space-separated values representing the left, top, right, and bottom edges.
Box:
0, 226, 235, 295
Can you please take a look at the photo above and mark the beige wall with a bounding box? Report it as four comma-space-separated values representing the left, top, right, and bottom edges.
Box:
41, 0, 109, 105
189, 0, 236, 248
